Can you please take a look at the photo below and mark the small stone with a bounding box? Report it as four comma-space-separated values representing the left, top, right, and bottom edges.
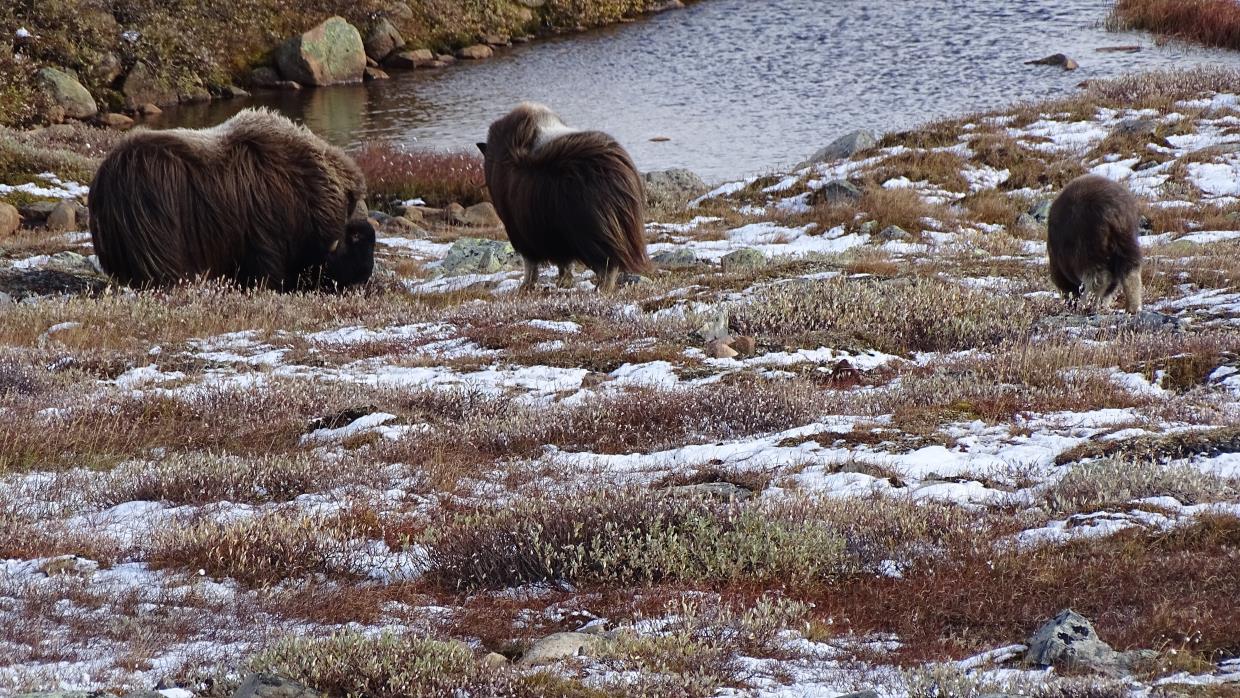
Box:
46, 201, 77, 231
805, 130, 877, 164
456, 44, 494, 60
436, 54, 457, 65
446, 202, 467, 224
697, 307, 730, 342
221, 85, 251, 99
139, 103, 162, 115
730, 335, 757, 355
878, 225, 911, 242
232, 672, 323, 698
97, 112, 134, 130
705, 338, 738, 359
1028, 199, 1053, 225
0, 203, 19, 235
517, 632, 602, 667
482, 33, 510, 46
363, 67, 390, 81
651, 248, 700, 268
1111, 117, 1159, 137
642, 168, 708, 208
1024, 609, 1121, 674
482, 652, 508, 668
1015, 212, 1040, 231
380, 216, 421, 236
721, 247, 767, 272
400, 207, 424, 223
460, 201, 502, 227
19, 201, 58, 221
808, 179, 862, 206
363, 17, 405, 62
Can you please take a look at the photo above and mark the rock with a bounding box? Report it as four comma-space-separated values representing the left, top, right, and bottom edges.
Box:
1024, 609, 1122, 674
19, 201, 57, 221
120, 63, 179, 110
731, 335, 757, 356
249, 67, 282, 88
363, 67, 390, 81
721, 247, 767, 272
517, 632, 602, 667
459, 202, 503, 228
1026, 53, 1079, 70
652, 248, 701, 268
383, 48, 435, 69
642, 168, 709, 208
85, 51, 124, 86
878, 225, 911, 242
445, 202, 467, 223
649, 0, 686, 12
363, 17, 405, 62
808, 179, 862, 206
706, 338, 738, 358
1111, 117, 1159, 137
670, 481, 752, 500
122, 62, 179, 109
221, 85, 251, 99
179, 81, 212, 103
0, 203, 20, 235
482, 33, 510, 46
456, 44, 494, 60
482, 652, 508, 668
437, 54, 458, 65
1028, 199, 1053, 225
441, 238, 520, 275
806, 130, 877, 164
36, 68, 97, 120
1015, 212, 1040, 231
97, 112, 134, 130
400, 207, 424, 224
232, 672, 322, 698
276, 16, 367, 86
1041, 310, 1183, 333
42, 555, 98, 577
834, 692, 880, 698
139, 103, 162, 116
46, 201, 77, 231
696, 308, 730, 342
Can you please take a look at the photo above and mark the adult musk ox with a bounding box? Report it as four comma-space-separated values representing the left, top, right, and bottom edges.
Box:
1047, 174, 1143, 313
477, 102, 648, 293
88, 108, 374, 291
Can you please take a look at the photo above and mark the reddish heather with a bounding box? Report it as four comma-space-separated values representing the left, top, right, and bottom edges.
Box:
352, 142, 487, 208
1113, 0, 1240, 50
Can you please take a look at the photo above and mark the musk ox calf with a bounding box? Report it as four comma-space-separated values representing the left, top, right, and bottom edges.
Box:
477, 102, 648, 293
1047, 174, 1143, 313
88, 108, 374, 291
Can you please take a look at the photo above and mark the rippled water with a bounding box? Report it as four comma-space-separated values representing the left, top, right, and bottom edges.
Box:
156, 0, 1240, 182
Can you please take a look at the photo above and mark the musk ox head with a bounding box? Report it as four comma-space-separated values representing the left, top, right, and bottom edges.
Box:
322, 218, 376, 290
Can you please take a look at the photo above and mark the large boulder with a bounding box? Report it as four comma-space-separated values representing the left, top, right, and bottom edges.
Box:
232, 673, 322, 698
276, 16, 367, 86
36, 68, 97, 120
121, 62, 179, 109
642, 168, 709, 209
805, 130, 877, 165
1023, 609, 1151, 675
363, 17, 405, 62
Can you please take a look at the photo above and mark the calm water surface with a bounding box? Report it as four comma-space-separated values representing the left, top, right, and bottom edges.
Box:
156, 0, 1240, 182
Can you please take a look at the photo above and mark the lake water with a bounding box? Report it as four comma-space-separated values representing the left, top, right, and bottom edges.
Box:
154, 0, 1240, 182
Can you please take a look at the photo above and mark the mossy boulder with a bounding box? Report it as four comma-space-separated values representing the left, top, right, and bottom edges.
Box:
36, 68, 97, 120
276, 16, 367, 86
121, 62, 179, 109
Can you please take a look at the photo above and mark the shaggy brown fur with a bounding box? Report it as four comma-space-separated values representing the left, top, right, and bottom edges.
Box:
1047, 174, 1143, 313
89, 108, 373, 291
478, 102, 649, 293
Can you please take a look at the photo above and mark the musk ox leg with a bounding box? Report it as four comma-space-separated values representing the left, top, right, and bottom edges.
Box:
556, 263, 575, 288
1081, 269, 1115, 313
520, 257, 540, 293
594, 264, 621, 293
1121, 267, 1143, 313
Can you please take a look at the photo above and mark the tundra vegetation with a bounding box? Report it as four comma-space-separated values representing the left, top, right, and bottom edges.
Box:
1, 67, 1240, 696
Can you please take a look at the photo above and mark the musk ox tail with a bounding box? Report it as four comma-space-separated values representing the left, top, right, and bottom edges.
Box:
508, 131, 650, 275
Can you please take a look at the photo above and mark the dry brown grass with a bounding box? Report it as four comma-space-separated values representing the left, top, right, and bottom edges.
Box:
352, 143, 487, 209
1110, 0, 1240, 51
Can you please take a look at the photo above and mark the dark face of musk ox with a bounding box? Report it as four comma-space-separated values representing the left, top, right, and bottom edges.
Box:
318, 218, 376, 290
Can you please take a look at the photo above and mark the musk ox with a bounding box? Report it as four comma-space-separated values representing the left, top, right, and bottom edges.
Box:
477, 102, 648, 293
1047, 174, 1143, 313
88, 108, 374, 291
